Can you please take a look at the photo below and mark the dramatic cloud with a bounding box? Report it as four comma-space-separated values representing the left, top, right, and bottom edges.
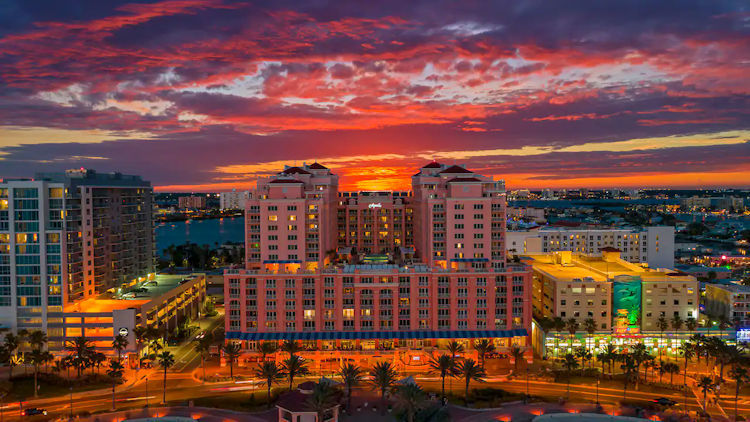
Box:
0, 0, 748, 190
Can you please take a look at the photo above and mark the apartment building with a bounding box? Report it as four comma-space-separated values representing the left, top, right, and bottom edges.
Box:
507, 225, 675, 269
226, 162, 533, 351
0, 169, 154, 341
178, 195, 207, 209
705, 283, 750, 325
220, 189, 250, 210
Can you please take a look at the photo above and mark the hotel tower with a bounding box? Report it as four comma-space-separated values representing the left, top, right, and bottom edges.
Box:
225, 162, 532, 352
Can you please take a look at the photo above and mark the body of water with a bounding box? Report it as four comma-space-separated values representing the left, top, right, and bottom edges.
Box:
155, 217, 245, 256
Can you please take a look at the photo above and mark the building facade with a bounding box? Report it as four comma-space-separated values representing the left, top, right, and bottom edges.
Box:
178, 195, 207, 209
705, 283, 750, 325
336, 191, 413, 254
524, 250, 698, 333
0, 169, 154, 340
226, 162, 532, 353
220, 189, 250, 210
507, 225, 675, 269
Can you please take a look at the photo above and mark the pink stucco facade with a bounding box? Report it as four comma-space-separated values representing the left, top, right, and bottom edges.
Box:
226, 162, 532, 350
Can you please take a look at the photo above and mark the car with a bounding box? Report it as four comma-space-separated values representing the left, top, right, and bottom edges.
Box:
652, 397, 677, 407
22, 408, 48, 416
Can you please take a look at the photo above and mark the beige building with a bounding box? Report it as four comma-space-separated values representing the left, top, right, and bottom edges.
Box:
640, 276, 698, 331
705, 283, 750, 325
524, 250, 698, 334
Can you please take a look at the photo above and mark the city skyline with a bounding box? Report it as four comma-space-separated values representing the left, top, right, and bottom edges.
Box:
1, 0, 749, 192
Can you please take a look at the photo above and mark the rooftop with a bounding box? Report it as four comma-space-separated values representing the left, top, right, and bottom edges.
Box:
522, 252, 695, 283
439, 164, 473, 174
706, 283, 750, 293
63, 274, 203, 313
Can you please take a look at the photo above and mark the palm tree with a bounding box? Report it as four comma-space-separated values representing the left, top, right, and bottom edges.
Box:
112, 334, 129, 363
686, 317, 698, 332
258, 341, 278, 362
394, 383, 426, 422
678, 341, 694, 387
222, 342, 241, 380
282, 355, 309, 391
566, 318, 579, 351
697, 376, 715, 412
457, 359, 485, 406
562, 353, 579, 399
27, 330, 47, 350
1, 333, 19, 379
473, 339, 495, 369
730, 366, 749, 422
254, 361, 285, 408
156, 351, 175, 404
193, 332, 214, 383
106, 360, 124, 410
280, 340, 302, 358
305, 381, 338, 422
91, 352, 107, 374
338, 363, 364, 411
574, 347, 591, 376
429, 354, 455, 398
718, 315, 730, 338
66, 336, 94, 378
369, 361, 397, 414
583, 317, 597, 352
446, 340, 464, 363
620, 355, 637, 400
671, 315, 683, 331
26, 348, 46, 397
599, 344, 618, 376
630, 343, 650, 390
510, 346, 525, 373
663, 362, 680, 387
656, 315, 669, 363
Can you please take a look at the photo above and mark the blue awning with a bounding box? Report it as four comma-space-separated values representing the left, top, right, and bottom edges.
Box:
262, 259, 303, 264
225, 329, 528, 341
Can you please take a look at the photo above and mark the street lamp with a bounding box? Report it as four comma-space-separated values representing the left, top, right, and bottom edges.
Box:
596, 376, 600, 406
69, 386, 73, 419
525, 368, 530, 404
683, 383, 688, 418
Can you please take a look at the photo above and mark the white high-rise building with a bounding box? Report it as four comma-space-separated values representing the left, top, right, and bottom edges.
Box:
0, 169, 154, 344
219, 189, 250, 210
507, 226, 675, 269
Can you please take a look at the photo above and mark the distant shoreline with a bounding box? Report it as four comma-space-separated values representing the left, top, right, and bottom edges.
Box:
156, 211, 243, 223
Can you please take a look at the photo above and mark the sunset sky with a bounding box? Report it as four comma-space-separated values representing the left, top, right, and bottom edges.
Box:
1, 0, 748, 192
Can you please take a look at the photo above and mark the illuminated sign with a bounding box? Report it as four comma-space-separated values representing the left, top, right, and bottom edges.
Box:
738, 329, 750, 342
119, 327, 129, 336
613, 279, 642, 335
368, 203, 382, 209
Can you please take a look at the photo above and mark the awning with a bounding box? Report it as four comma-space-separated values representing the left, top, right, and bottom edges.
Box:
225, 328, 528, 341
262, 259, 303, 264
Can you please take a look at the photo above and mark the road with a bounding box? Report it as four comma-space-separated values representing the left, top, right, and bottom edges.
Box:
5, 369, 750, 421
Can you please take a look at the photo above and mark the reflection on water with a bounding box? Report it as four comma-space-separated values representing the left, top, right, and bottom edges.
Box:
155, 216, 245, 256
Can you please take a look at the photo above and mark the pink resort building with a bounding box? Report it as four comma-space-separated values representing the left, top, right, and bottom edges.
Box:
225, 162, 533, 364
